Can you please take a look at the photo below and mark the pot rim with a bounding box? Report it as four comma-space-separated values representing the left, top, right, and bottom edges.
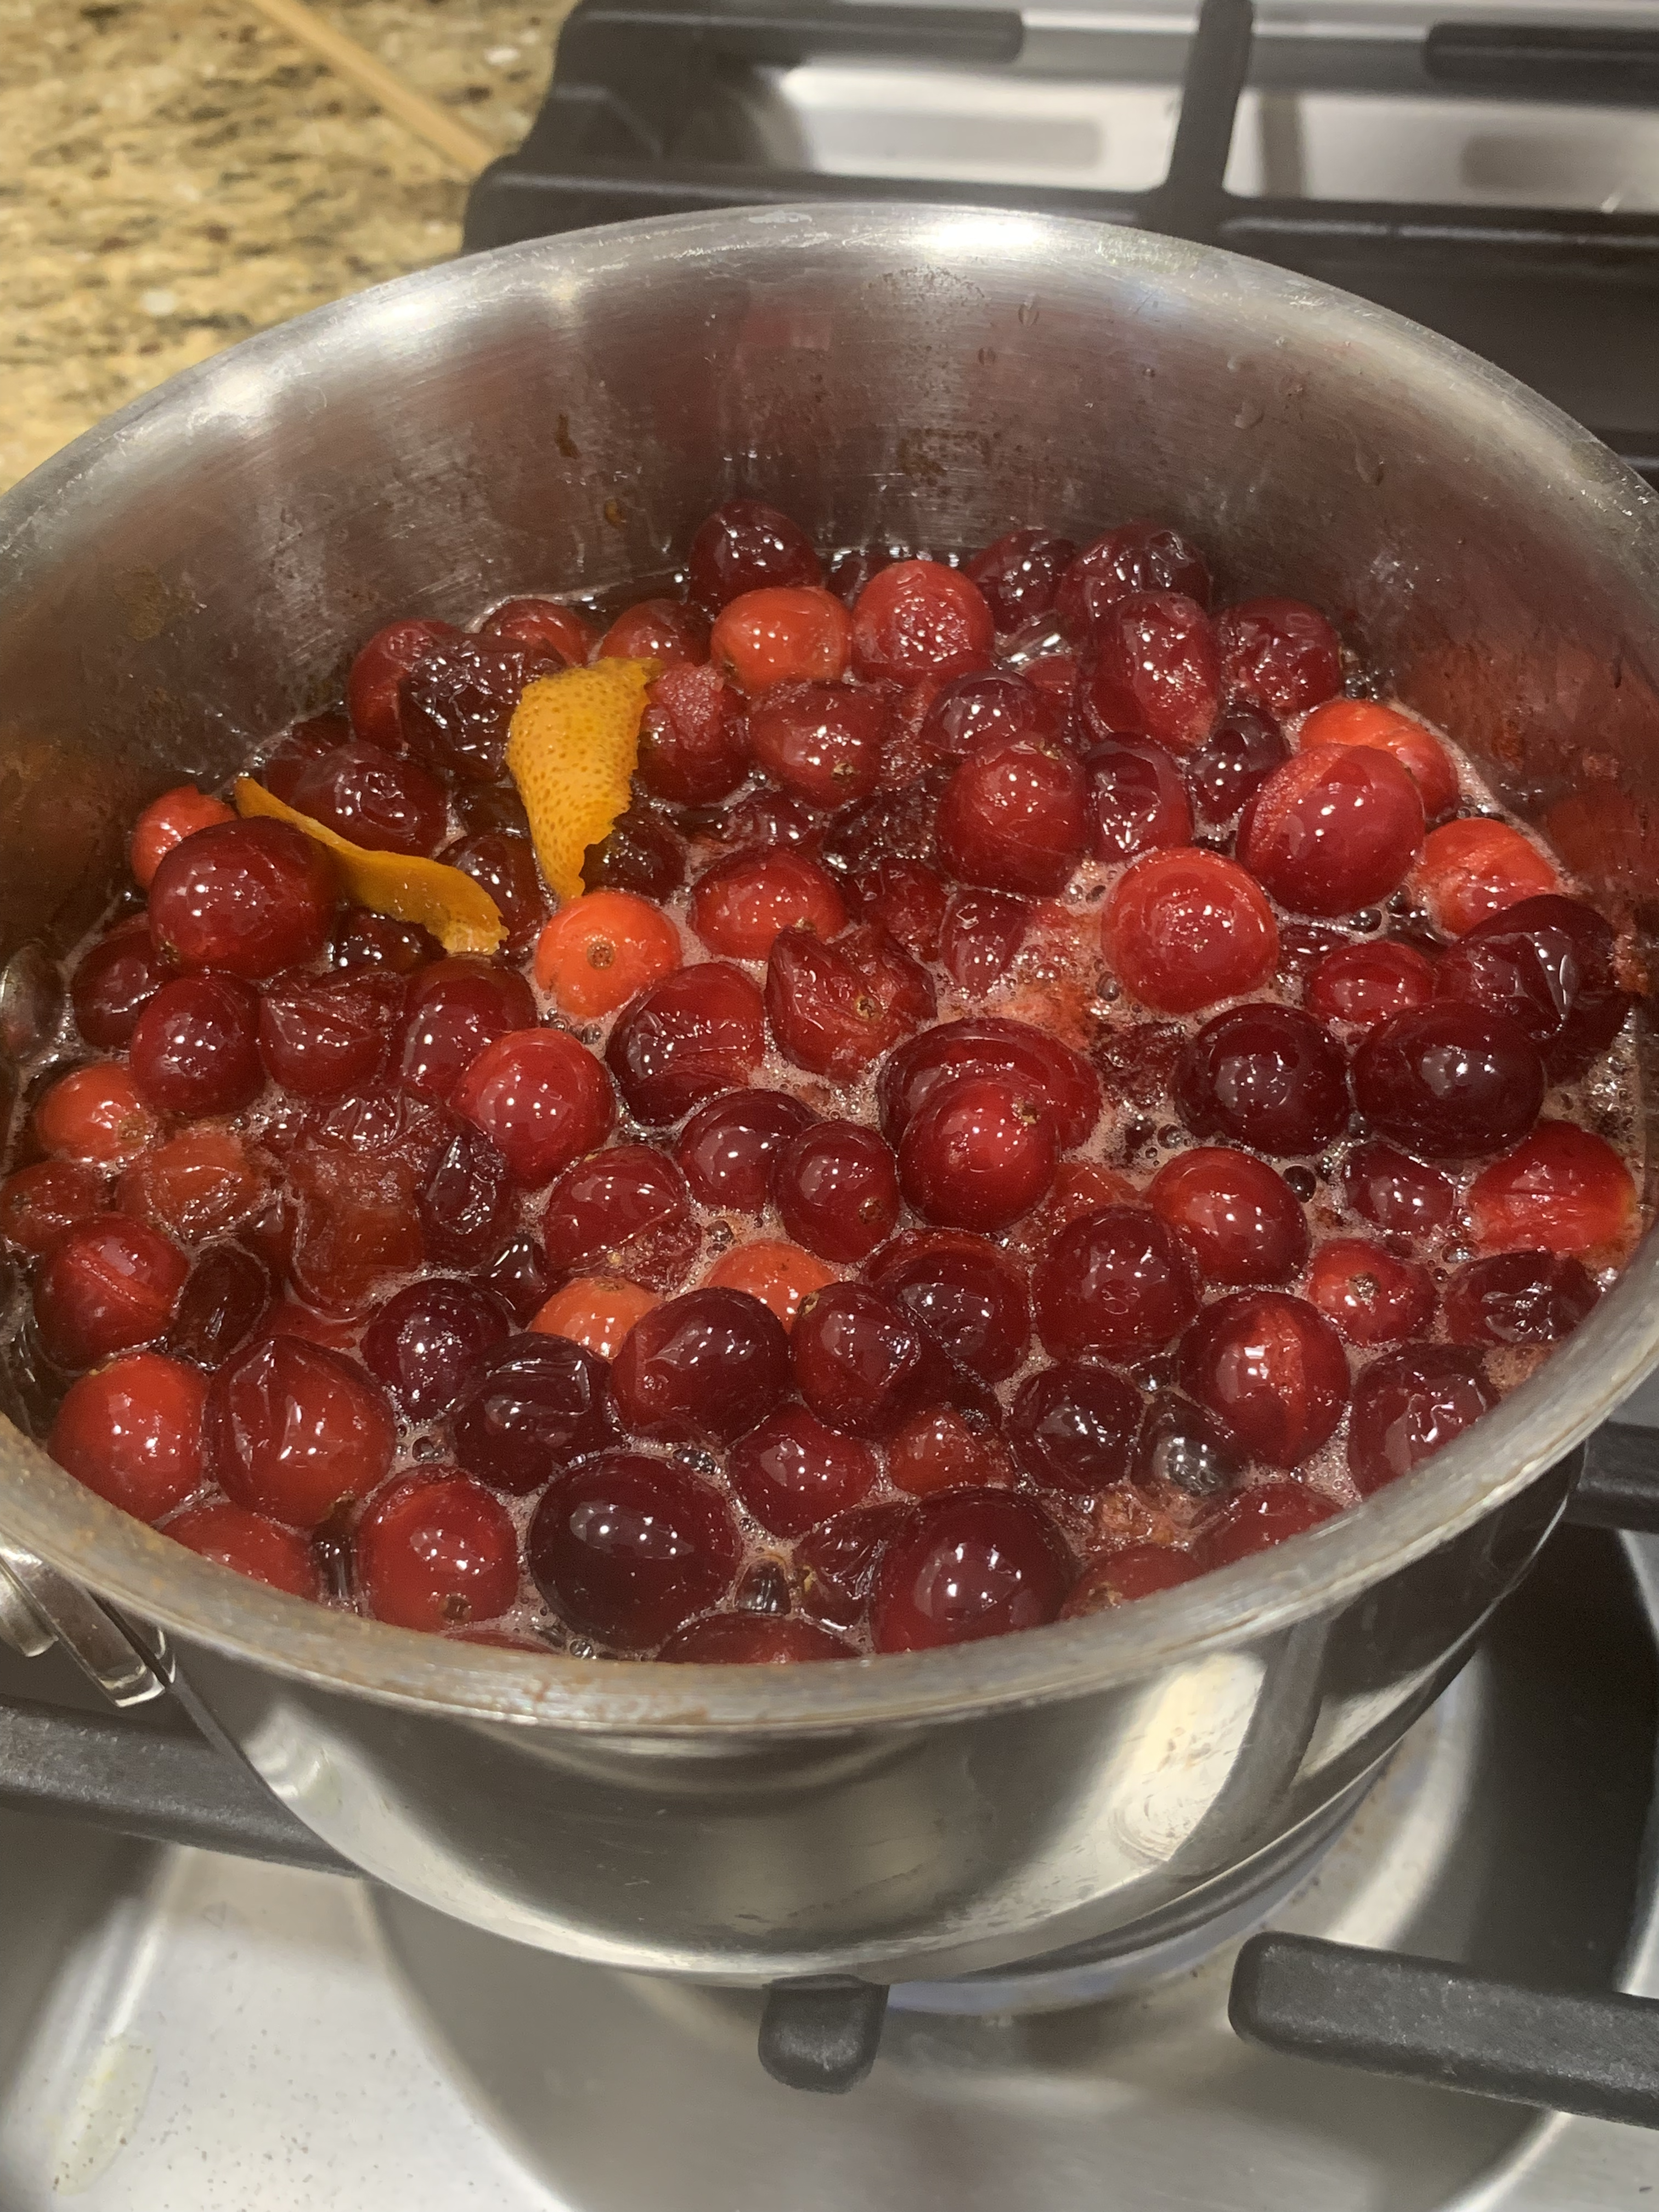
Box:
2, 201, 1655, 1734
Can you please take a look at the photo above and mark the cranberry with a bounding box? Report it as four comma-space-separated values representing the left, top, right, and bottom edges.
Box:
1411, 817, 1558, 936
940, 888, 1031, 995
1032, 1204, 1200, 1360
361, 1278, 512, 1418
1347, 1344, 1497, 1496
748, 681, 889, 806
728, 1403, 877, 1538
0, 1160, 105, 1256
48, 1350, 207, 1521
347, 617, 459, 750
1007, 1359, 1141, 1496
583, 806, 687, 901
1195, 1482, 1339, 1569
851, 857, 948, 963
1104, 848, 1279, 1015
477, 597, 596, 666
357, 1472, 520, 1630
166, 1502, 318, 1596
690, 849, 847, 962
820, 768, 945, 879
1307, 940, 1436, 1037
611, 1286, 789, 1446
864, 1232, 1029, 1383
1446, 1250, 1599, 1346
415, 1122, 516, 1268
791, 1281, 956, 1437
33, 1065, 161, 1169
936, 736, 1088, 896
129, 785, 238, 890
919, 670, 1060, 760
333, 910, 443, 974
1063, 1544, 1201, 1613
1340, 1139, 1454, 1242
851, 560, 995, 684
118, 1127, 267, 1245
871, 1489, 1072, 1652
1085, 737, 1194, 861
1181, 1291, 1350, 1466
775, 1119, 900, 1262
1435, 895, 1630, 1082
1079, 592, 1221, 755
599, 597, 708, 666
207, 1336, 393, 1527
260, 716, 348, 804
688, 499, 822, 613
532, 1276, 659, 1361
444, 831, 548, 949
124, 975, 259, 1118
1352, 1005, 1544, 1159
480, 1234, 554, 1324
765, 920, 934, 1081
606, 961, 766, 1124
658, 1613, 854, 1662
1149, 1147, 1308, 1285
1026, 1162, 1161, 1250
898, 1074, 1057, 1233
149, 819, 336, 979
167, 1242, 275, 1366
301, 1082, 452, 1181
535, 890, 683, 1022
72, 922, 173, 1049
453, 1028, 614, 1189
636, 663, 750, 804
720, 788, 823, 855
710, 586, 850, 691
1241, 747, 1424, 917
398, 636, 557, 783
1056, 523, 1211, 642
530, 1451, 740, 1650
1305, 1237, 1435, 1345
1466, 1121, 1637, 1256
258, 970, 404, 1098
34, 1217, 187, 1369
1175, 1003, 1350, 1155
967, 528, 1078, 630
543, 1142, 699, 1291
879, 1016, 1100, 1152
1299, 699, 1459, 823
675, 1088, 815, 1213
449, 1332, 612, 1493
285, 1149, 424, 1313
289, 741, 448, 857
396, 958, 537, 1102
1130, 1392, 1244, 1505
704, 1238, 836, 1329
890, 1404, 1014, 1496
795, 1499, 915, 1629
1217, 597, 1341, 718
1186, 707, 1286, 826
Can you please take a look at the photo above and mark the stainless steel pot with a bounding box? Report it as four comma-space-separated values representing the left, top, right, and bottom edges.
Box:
1, 204, 1656, 1987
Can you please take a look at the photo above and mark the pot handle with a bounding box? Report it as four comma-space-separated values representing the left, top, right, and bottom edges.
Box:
758, 1976, 889, 2092
1565, 1420, 1659, 1533
0, 1539, 171, 1707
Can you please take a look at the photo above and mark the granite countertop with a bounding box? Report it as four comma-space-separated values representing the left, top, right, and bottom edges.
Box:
0, 0, 570, 495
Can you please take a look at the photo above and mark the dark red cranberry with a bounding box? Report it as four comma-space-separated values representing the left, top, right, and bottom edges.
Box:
452, 782, 532, 840
1307, 940, 1436, 1036
1130, 1392, 1244, 1503
1276, 921, 1350, 988
765, 920, 934, 1081
605, 961, 766, 1124
878, 1015, 1100, 1152
689, 848, 846, 962
728, 1403, 878, 1539
1434, 894, 1631, 1082
398, 636, 558, 783
791, 1281, 953, 1438
819, 768, 946, 879
332, 910, 444, 974
940, 889, 1031, 995
1079, 592, 1220, 754
688, 499, 822, 613
600, 596, 710, 666
257, 970, 404, 1098
1352, 1005, 1545, 1159
851, 560, 995, 684
543, 1143, 699, 1292
168, 1242, 275, 1368
796, 1498, 916, 1630
718, 788, 823, 854
72, 922, 173, 1049
919, 670, 1061, 759
636, 663, 750, 804
283, 1148, 424, 1314
362, 1277, 513, 1418
1085, 737, 1194, 861
899, 1073, 1057, 1233
479, 1234, 555, 1325
1218, 597, 1342, 719
825, 546, 899, 605
1032, 1204, 1201, 1361
775, 1120, 900, 1263
259, 715, 347, 803
453, 1028, 615, 1190
129, 975, 263, 1116
748, 681, 889, 806
1443, 1251, 1600, 1345
1173, 1004, 1350, 1156
298, 1080, 451, 1180
442, 832, 548, 948
1240, 748, 1424, 917
870, 1489, 1073, 1652
935, 736, 1088, 895
1305, 1237, 1435, 1345
357, 1472, 520, 1630
347, 617, 459, 751
289, 741, 448, 857
418, 1122, 518, 1269
658, 1613, 854, 1662
966, 528, 1078, 631
207, 1336, 393, 1528
1340, 1141, 1454, 1242
149, 819, 336, 979
582, 806, 687, 901
1063, 1543, 1203, 1613
1149, 1146, 1310, 1285
1195, 1482, 1339, 1569
674, 1088, 815, 1213
1347, 1344, 1497, 1496
529, 1451, 740, 1650
1056, 523, 1211, 641
1008, 1359, 1141, 1496
476, 597, 594, 667
850, 856, 947, 963
611, 1286, 790, 1446
396, 957, 537, 1103
864, 1232, 1030, 1383
1185, 707, 1286, 825
1181, 1291, 1350, 1466
449, 1333, 613, 1494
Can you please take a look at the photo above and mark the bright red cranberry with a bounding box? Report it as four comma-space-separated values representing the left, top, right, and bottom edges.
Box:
1181, 1291, 1350, 1466
1079, 592, 1221, 755
33, 1065, 161, 1169
347, 618, 459, 750
257, 971, 404, 1098
727, 1403, 878, 1538
1299, 699, 1459, 823
167, 1242, 275, 1367
1195, 1482, 1340, 1569
0, 1160, 105, 1257
1444, 1251, 1600, 1345
850, 856, 947, 963
1465, 1121, 1637, 1256
529, 1451, 740, 1651
1149, 1147, 1308, 1285
477, 596, 596, 666
289, 741, 448, 857
207, 1336, 393, 1527
765, 919, 934, 1080
967, 528, 1078, 630
1130, 1392, 1244, 1506
606, 961, 766, 1124
1410, 817, 1558, 936
333, 909, 443, 974
710, 586, 849, 691
543, 1142, 699, 1291
285, 1149, 424, 1314
129, 785, 238, 889
878, 1015, 1100, 1152
690, 849, 847, 962
851, 560, 995, 684
454, 1028, 614, 1188
796, 1499, 916, 1630
1032, 1204, 1200, 1361
748, 681, 889, 806
1218, 597, 1342, 718
871, 1489, 1072, 1652
1352, 1005, 1544, 1158
599, 597, 709, 666
48, 1350, 207, 1521
1175, 1003, 1350, 1155
398, 636, 558, 782
418, 1122, 516, 1269
864, 1231, 1030, 1382
396, 958, 537, 1102
34, 1218, 187, 1369
582, 806, 688, 901
1104, 848, 1278, 1015
658, 1613, 854, 1662
1347, 1344, 1497, 1496
362, 1278, 512, 1418
1063, 1543, 1202, 1613
674, 1088, 815, 1212
1305, 1237, 1435, 1345
450, 1333, 613, 1494
635, 663, 750, 804
1435, 894, 1630, 1082
1307, 940, 1436, 1037
1056, 522, 1211, 642
791, 1281, 953, 1438
611, 1286, 790, 1446
166, 1502, 318, 1596
688, 499, 822, 613
898, 1074, 1057, 1233
125, 975, 261, 1118
149, 819, 336, 979
72, 922, 173, 1049
940, 889, 1030, 995
936, 736, 1088, 896
1085, 737, 1194, 861
356, 1472, 520, 1630
1340, 1139, 1454, 1242
1007, 1359, 1141, 1496
117, 1127, 267, 1245
1186, 707, 1286, 826
1241, 747, 1424, 917
919, 670, 1060, 760
444, 831, 549, 950
887, 1405, 1013, 1495
775, 1119, 900, 1262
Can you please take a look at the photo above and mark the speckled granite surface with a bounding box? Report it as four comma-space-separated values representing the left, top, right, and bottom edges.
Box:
0, 0, 567, 494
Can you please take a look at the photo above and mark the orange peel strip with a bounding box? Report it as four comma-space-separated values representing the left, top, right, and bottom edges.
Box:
234, 777, 505, 956
505, 657, 661, 906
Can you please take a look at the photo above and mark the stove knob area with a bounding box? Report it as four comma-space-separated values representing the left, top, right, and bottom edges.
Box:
758, 1976, 890, 2093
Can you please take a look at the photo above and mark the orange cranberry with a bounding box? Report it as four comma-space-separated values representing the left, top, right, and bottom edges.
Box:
531, 1276, 660, 1361
533, 891, 682, 1019
33, 1065, 163, 1167
703, 1238, 837, 1328
1296, 699, 1459, 822
129, 784, 236, 890
710, 586, 851, 692
1410, 817, 1558, 935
